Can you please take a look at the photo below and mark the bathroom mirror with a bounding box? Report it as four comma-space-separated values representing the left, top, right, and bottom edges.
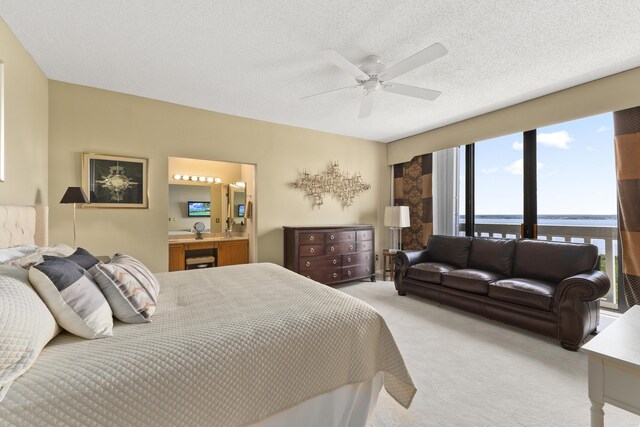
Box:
226, 182, 246, 230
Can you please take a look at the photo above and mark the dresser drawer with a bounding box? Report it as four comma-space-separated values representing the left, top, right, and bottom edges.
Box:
343, 251, 373, 266
299, 244, 325, 257
326, 242, 355, 254
325, 230, 356, 243
342, 264, 373, 280
302, 268, 342, 283
299, 232, 325, 244
356, 241, 372, 252
299, 255, 341, 271
357, 230, 372, 241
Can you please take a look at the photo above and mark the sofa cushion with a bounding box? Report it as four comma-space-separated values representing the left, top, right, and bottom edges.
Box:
489, 278, 556, 311
425, 235, 473, 269
441, 269, 504, 295
468, 238, 516, 276
513, 240, 598, 283
406, 262, 455, 284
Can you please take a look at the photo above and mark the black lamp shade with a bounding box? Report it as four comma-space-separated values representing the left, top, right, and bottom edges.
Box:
60, 187, 89, 204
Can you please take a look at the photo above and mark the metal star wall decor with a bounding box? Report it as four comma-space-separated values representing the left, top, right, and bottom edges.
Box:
291, 161, 371, 208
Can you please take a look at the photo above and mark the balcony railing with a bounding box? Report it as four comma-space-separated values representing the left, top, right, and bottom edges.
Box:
457, 222, 618, 308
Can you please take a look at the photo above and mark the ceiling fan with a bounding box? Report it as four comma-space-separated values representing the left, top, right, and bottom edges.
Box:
302, 43, 448, 118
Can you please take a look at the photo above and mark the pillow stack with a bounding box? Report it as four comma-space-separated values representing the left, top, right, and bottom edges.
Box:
28, 247, 160, 341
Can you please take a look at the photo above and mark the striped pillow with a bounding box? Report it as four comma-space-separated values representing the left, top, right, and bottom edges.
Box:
89, 254, 160, 324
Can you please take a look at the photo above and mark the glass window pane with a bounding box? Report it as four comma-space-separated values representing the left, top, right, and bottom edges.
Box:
457, 146, 465, 235
536, 113, 618, 306
474, 133, 523, 239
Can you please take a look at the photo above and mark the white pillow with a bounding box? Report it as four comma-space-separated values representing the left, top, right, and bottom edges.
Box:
0, 265, 60, 401
9, 243, 74, 269
0, 244, 37, 264
29, 258, 113, 339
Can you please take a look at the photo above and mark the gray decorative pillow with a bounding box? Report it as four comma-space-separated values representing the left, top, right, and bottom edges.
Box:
29, 258, 113, 339
89, 253, 160, 323
0, 265, 60, 402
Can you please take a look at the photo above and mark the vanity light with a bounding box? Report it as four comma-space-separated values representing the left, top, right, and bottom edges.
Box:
182, 175, 190, 181
198, 176, 206, 182
235, 182, 246, 188
214, 178, 222, 184
190, 176, 198, 181
173, 174, 181, 180
207, 177, 215, 183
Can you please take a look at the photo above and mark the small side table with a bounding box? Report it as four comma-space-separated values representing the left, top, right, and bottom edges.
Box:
382, 250, 397, 281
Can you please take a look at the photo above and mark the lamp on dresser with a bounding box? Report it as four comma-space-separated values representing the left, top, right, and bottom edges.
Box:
60, 186, 89, 247
384, 206, 410, 253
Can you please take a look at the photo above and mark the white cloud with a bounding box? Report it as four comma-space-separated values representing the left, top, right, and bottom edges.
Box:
597, 126, 609, 133
538, 131, 573, 149
512, 141, 523, 150
481, 167, 498, 174
504, 159, 544, 175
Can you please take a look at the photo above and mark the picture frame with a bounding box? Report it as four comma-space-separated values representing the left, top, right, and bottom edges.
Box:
82, 153, 148, 208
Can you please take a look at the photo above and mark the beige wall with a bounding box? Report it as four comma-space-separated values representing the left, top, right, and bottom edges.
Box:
388, 67, 640, 164
0, 19, 48, 205
48, 81, 389, 272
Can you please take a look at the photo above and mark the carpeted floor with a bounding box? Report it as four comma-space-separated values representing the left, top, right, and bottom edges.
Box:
336, 280, 640, 427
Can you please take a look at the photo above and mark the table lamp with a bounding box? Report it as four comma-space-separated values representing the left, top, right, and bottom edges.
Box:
60, 187, 89, 247
384, 206, 410, 253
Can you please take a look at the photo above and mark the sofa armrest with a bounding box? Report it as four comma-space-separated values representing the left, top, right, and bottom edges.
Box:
554, 270, 611, 308
393, 250, 429, 288
554, 270, 610, 350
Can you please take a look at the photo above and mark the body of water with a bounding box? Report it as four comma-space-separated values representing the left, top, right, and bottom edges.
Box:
458, 215, 618, 255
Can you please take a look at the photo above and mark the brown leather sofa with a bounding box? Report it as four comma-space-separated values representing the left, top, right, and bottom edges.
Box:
394, 235, 610, 350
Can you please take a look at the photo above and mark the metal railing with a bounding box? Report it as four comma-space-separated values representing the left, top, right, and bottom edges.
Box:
457, 222, 618, 308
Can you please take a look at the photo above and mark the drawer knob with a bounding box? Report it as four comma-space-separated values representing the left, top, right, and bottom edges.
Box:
347, 257, 351, 262
306, 275, 310, 278
330, 247, 335, 252
349, 245, 353, 250
348, 234, 352, 239
363, 243, 367, 248
306, 261, 311, 267
332, 259, 337, 265
310, 236, 315, 241
363, 234, 367, 238
310, 248, 315, 253
366, 267, 370, 272
348, 271, 352, 276
333, 273, 338, 278
330, 235, 335, 240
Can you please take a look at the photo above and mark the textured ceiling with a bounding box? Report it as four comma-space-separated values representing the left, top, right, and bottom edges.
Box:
2, 1, 640, 143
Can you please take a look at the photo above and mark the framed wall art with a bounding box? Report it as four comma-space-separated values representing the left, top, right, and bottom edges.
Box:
82, 153, 148, 208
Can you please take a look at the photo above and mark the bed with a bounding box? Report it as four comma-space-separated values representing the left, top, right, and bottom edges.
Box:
0, 205, 415, 426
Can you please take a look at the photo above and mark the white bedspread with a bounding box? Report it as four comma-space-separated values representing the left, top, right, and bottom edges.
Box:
1, 263, 415, 426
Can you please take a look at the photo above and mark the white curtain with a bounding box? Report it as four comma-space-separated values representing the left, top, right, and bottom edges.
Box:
432, 147, 459, 236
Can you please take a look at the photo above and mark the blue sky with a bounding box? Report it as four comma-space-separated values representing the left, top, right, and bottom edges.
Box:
459, 112, 616, 215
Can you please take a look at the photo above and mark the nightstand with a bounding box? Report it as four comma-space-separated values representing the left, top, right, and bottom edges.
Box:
382, 250, 397, 281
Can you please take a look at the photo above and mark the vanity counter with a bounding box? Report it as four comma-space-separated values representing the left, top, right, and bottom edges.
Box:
168, 234, 249, 244
168, 235, 249, 271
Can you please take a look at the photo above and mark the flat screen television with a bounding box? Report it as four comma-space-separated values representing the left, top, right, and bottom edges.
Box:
237, 204, 245, 217
187, 201, 211, 217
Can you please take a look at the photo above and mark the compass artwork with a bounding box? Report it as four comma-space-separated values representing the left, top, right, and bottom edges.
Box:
82, 153, 148, 208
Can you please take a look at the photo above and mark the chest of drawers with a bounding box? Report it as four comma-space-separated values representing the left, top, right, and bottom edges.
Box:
283, 225, 375, 285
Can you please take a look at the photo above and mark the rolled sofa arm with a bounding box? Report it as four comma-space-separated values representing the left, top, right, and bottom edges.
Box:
554, 270, 611, 350
393, 250, 430, 291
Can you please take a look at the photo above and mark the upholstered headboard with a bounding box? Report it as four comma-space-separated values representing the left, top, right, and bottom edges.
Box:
0, 205, 48, 248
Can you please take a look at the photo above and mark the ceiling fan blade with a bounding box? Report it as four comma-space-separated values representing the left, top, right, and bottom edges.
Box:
300, 85, 360, 100
382, 83, 441, 101
381, 43, 447, 81
358, 91, 375, 118
320, 50, 370, 81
